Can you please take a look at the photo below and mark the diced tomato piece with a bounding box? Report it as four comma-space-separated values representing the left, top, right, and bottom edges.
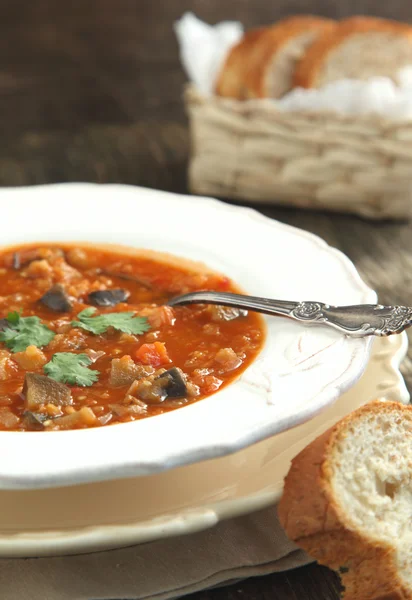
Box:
135, 342, 171, 367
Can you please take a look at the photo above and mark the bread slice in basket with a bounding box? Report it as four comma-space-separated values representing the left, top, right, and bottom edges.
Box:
278, 400, 412, 600
215, 27, 267, 99
294, 16, 412, 88
216, 15, 335, 99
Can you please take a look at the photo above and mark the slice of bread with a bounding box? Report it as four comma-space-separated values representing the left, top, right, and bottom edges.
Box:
278, 400, 412, 600
216, 16, 335, 99
247, 16, 336, 98
294, 16, 412, 89
215, 27, 267, 99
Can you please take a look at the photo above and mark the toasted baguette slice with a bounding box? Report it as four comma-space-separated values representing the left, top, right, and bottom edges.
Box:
294, 16, 412, 89
278, 400, 412, 600
216, 16, 335, 99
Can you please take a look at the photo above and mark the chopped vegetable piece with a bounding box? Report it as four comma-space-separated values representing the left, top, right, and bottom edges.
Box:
155, 367, 188, 399
72, 307, 151, 336
109, 355, 153, 387
51, 257, 81, 282
79, 406, 97, 426
144, 306, 176, 328
196, 374, 223, 394
40, 284, 72, 312
14, 345, 47, 370
110, 402, 147, 417
23, 373, 73, 411
44, 353, 99, 387
98, 413, 113, 426
0, 313, 55, 353
126, 378, 168, 404
135, 342, 171, 367
0, 319, 7, 332
65, 248, 92, 269
48, 329, 87, 352
214, 347, 242, 371
25, 259, 53, 279
45, 403, 62, 417
88, 289, 130, 307
0, 407, 19, 428
48, 406, 97, 429
22, 411, 48, 430
0, 350, 12, 381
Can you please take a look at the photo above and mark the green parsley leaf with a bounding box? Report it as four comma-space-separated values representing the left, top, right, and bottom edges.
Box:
0, 313, 55, 353
44, 353, 99, 387
72, 307, 151, 336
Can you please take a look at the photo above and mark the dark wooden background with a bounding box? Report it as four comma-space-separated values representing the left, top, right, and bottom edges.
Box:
1, 2, 412, 599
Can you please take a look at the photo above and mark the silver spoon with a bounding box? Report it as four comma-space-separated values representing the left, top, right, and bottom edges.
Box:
168, 291, 412, 338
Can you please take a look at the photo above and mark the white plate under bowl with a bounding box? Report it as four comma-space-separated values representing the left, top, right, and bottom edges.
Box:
0, 333, 407, 557
0, 183, 375, 490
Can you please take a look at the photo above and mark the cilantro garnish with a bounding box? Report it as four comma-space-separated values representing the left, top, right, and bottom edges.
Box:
0, 312, 55, 353
44, 353, 99, 387
71, 307, 151, 336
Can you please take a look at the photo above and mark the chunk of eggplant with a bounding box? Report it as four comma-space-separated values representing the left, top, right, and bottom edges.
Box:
22, 411, 48, 430
88, 288, 130, 307
0, 319, 8, 331
40, 284, 72, 312
156, 367, 188, 399
23, 373, 73, 411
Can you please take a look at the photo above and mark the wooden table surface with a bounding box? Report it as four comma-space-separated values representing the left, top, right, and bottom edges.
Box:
2, 2, 412, 599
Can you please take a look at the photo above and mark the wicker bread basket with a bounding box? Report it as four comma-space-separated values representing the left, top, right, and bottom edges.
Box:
186, 85, 412, 220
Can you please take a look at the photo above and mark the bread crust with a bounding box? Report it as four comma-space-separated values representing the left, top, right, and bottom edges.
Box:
278, 401, 412, 600
215, 27, 266, 99
294, 16, 412, 89
215, 16, 335, 99
248, 16, 335, 98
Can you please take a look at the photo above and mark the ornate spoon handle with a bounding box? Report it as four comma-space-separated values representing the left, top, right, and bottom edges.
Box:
168, 291, 412, 338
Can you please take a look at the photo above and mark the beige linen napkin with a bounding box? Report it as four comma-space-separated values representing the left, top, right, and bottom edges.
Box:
1, 505, 310, 600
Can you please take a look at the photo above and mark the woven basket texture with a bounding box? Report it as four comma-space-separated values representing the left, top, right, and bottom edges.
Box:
186, 86, 412, 220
